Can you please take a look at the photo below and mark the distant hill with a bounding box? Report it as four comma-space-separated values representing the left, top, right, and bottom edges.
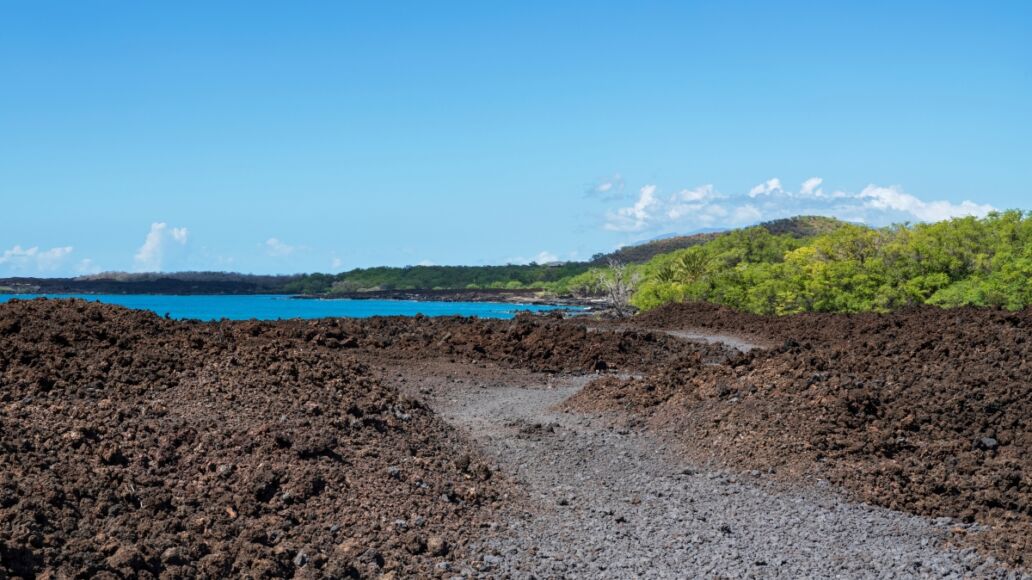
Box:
757, 215, 851, 237
589, 231, 726, 265
0, 272, 303, 295
590, 216, 850, 265
1, 216, 854, 295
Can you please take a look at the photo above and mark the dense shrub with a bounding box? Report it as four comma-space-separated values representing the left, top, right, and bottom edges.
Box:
629, 211, 1032, 314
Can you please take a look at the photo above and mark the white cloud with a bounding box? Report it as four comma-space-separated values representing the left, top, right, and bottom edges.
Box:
665, 202, 703, 221
604, 185, 659, 232
800, 177, 824, 197
607, 184, 729, 232
748, 178, 782, 197
504, 250, 561, 265
666, 185, 726, 221
134, 222, 189, 271
534, 251, 559, 263
36, 247, 73, 270
76, 258, 101, 274
732, 204, 763, 224
600, 177, 995, 236
331, 257, 344, 270
587, 173, 626, 199
674, 185, 719, 203
264, 237, 296, 258
417, 259, 436, 266
0, 244, 74, 273
857, 184, 995, 222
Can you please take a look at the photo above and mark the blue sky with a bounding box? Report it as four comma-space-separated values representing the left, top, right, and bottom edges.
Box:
1, 1, 1029, 275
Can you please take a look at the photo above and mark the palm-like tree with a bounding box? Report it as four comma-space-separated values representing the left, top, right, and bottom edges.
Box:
673, 248, 710, 282
655, 265, 678, 283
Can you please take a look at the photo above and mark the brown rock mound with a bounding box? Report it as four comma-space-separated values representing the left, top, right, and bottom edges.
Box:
572, 304, 1032, 566
238, 312, 692, 374
0, 299, 505, 578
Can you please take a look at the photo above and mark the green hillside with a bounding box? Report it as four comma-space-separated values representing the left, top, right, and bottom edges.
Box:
628, 211, 1032, 314
588, 216, 848, 265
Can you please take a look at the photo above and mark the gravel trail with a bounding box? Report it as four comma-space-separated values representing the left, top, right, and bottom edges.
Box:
422, 371, 1022, 579
658, 329, 766, 352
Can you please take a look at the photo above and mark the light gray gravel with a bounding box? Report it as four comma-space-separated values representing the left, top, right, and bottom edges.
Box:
428, 376, 1025, 579
660, 329, 764, 352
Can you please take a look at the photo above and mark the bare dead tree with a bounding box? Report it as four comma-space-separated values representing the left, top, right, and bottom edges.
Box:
598, 259, 641, 317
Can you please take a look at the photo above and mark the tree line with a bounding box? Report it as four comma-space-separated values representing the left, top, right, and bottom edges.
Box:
617, 211, 1032, 314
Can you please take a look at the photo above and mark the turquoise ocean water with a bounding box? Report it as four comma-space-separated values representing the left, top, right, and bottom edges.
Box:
0, 294, 579, 321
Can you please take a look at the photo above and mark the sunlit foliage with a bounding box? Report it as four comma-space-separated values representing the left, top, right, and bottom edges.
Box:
629, 211, 1032, 314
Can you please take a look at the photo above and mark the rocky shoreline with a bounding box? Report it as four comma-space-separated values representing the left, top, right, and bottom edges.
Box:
296, 288, 603, 308
1, 298, 1028, 577
1, 284, 608, 313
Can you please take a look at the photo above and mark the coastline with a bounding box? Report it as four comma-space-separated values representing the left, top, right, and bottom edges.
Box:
292, 288, 603, 309
1, 282, 602, 310
0, 291, 607, 321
